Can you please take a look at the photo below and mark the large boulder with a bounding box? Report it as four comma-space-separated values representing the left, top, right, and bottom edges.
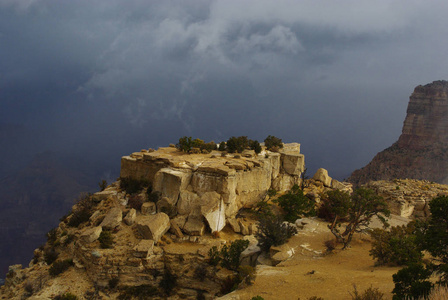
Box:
136, 212, 170, 243
123, 209, 137, 225
201, 192, 226, 233
100, 207, 122, 230
177, 190, 200, 215
153, 168, 192, 205
280, 153, 305, 176
313, 168, 332, 187
183, 215, 205, 236
79, 226, 102, 244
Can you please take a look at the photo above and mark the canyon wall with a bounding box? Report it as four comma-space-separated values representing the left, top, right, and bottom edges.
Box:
350, 80, 448, 185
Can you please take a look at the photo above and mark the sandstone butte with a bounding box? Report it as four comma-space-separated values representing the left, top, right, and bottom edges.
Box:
350, 80, 448, 185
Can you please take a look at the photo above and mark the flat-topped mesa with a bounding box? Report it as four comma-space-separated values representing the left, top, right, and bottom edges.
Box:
398, 80, 448, 150
120, 143, 304, 229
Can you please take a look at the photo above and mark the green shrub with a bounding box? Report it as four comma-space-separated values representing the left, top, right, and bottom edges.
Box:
369, 223, 422, 266
218, 141, 227, 151
98, 231, 114, 249
46, 228, 58, 246
44, 248, 59, 265
251, 296, 265, 300
98, 179, 108, 191
49, 259, 74, 276
226, 136, 249, 153
220, 239, 250, 271
53, 293, 78, 300
256, 215, 298, 252
275, 184, 316, 222
208, 246, 221, 266
264, 135, 283, 151
350, 285, 384, 300
67, 194, 96, 227
120, 177, 149, 195
392, 264, 433, 300
147, 191, 161, 203
249, 140, 262, 154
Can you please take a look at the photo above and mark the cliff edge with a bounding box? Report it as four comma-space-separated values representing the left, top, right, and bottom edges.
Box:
350, 80, 448, 185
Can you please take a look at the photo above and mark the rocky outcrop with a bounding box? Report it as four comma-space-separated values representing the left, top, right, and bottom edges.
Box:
365, 179, 448, 218
120, 143, 305, 233
350, 81, 448, 185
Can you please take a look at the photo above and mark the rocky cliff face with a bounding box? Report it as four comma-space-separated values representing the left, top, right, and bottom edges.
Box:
350, 80, 448, 185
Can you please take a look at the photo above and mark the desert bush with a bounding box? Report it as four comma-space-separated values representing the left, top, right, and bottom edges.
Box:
159, 268, 177, 296
53, 293, 78, 300
324, 239, 337, 253
147, 191, 161, 203
220, 239, 250, 271
98, 179, 107, 191
251, 297, 265, 300
238, 265, 255, 285
46, 228, 58, 246
350, 285, 384, 300
120, 177, 149, 195
218, 141, 227, 151
68, 194, 96, 227
264, 135, 283, 151
226, 136, 249, 153
98, 231, 114, 249
208, 246, 221, 266
392, 264, 433, 300
118, 284, 158, 300
275, 184, 316, 222
49, 259, 74, 276
369, 223, 422, 266
44, 248, 59, 265
256, 215, 298, 252
249, 140, 262, 154
128, 195, 144, 211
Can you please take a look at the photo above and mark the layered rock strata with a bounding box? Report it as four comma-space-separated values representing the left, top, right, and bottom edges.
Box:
350, 80, 448, 185
120, 143, 305, 232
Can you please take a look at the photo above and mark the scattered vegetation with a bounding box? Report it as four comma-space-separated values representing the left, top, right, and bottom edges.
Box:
176, 136, 217, 153
322, 188, 390, 249
194, 264, 208, 282
208, 239, 250, 271
250, 296, 265, 300
120, 177, 150, 195
68, 194, 96, 227
49, 259, 74, 276
349, 285, 385, 300
53, 293, 78, 300
256, 214, 297, 252
98, 179, 108, 191
108, 277, 119, 290
44, 247, 59, 265
392, 264, 433, 300
369, 222, 422, 266
98, 231, 114, 249
264, 135, 283, 152
274, 184, 316, 222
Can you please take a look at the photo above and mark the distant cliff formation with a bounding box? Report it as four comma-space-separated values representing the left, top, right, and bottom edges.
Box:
350, 80, 448, 185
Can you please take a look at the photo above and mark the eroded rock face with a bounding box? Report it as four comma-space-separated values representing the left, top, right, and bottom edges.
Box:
120, 143, 306, 231
350, 81, 448, 185
136, 212, 170, 242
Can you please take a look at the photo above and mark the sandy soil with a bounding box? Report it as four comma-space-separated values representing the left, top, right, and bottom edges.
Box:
220, 216, 409, 300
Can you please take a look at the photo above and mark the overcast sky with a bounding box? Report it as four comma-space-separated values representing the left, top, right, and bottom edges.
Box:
2, 0, 448, 179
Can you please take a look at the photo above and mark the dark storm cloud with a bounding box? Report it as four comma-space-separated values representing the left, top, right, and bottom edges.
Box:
2, 0, 448, 178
